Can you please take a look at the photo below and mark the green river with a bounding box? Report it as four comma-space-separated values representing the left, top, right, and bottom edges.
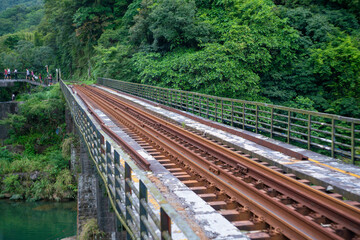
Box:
0, 200, 77, 240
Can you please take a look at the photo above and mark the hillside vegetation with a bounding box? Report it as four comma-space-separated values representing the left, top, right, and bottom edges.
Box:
0, 0, 359, 118
0, 85, 77, 201
0, 0, 43, 35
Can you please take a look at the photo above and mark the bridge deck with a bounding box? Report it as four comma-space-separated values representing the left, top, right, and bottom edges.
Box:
70, 84, 248, 239
65, 80, 360, 239
0, 79, 50, 87
95, 85, 360, 202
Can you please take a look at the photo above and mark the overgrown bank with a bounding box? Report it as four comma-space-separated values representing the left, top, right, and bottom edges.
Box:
0, 85, 77, 201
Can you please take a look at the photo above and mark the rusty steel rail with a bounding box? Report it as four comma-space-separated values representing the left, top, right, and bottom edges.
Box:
74, 89, 151, 170
98, 85, 308, 161
75, 84, 360, 240
98, 77, 360, 164
62, 81, 199, 240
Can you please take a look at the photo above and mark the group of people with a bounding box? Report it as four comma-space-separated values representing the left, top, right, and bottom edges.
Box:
2, 68, 54, 86
26, 69, 53, 85
3, 68, 18, 79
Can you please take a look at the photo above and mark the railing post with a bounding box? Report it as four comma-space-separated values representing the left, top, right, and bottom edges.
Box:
221, 99, 224, 123
206, 97, 209, 119
215, 98, 218, 122
106, 141, 112, 185
161, 208, 171, 240
231, 101, 234, 127
170, 90, 173, 108
270, 108, 274, 139
308, 115, 311, 150
351, 122, 355, 164
174, 91, 177, 108
162, 89, 165, 104
331, 119, 335, 158
255, 105, 259, 134
242, 103, 245, 129
168, 90, 170, 106
180, 92, 183, 110
114, 151, 121, 214
125, 162, 132, 240
199, 96, 202, 116
192, 94, 195, 114
100, 135, 105, 173
287, 111, 291, 143
139, 180, 148, 239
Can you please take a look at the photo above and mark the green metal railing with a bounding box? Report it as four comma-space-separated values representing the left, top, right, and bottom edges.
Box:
61, 80, 199, 240
98, 77, 360, 164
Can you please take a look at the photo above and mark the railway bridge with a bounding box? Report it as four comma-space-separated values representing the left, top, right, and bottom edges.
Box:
61, 78, 360, 240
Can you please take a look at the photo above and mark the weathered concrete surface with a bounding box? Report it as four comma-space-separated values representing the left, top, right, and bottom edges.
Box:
76, 138, 121, 239
96, 85, 360, 202
77, 140, 98, 234
0, 101, 20, 139
0, 81, 15, 87
65, 106, 75, 134
0, 79, 47, 87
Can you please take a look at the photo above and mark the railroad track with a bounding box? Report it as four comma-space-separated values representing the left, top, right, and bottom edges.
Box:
73, 84, 360, 240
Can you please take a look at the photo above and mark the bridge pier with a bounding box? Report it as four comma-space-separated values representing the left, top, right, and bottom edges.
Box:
66, 108, 122, 239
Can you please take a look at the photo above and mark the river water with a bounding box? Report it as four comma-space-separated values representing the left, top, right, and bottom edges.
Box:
0, 200, 77, 240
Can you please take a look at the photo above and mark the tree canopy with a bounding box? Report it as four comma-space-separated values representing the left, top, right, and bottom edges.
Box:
0, 0, 359, 117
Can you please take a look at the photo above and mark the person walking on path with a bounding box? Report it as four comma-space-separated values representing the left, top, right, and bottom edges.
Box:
3, 69, 7, 79
48, 74, 52, 85
26, 69, 30, 80
7, 68, 11, 79
14, 69, 18, 80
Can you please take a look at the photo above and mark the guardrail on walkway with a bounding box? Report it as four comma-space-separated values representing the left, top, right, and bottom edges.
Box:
0, 79, 50, 87
60, 80, 199, 240
98, 77, 360, 164
1, 72, 56, 86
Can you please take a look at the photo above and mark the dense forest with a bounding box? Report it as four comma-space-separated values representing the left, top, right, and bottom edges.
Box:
0, 0, 359, 118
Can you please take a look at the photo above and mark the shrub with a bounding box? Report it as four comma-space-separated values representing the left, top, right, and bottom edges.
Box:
53, 169, 77, 201
2, 175, 23, 195
79, 219, 106, 240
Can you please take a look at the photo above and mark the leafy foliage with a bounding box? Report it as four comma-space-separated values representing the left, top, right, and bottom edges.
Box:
0, 85, 77, 201
1, 0, 360, 116
0, 1, 43, 36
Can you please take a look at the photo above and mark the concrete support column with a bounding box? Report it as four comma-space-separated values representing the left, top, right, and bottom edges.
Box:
76, 139, 121, 239
77, 140, 97, 234
65, 106, 74, 134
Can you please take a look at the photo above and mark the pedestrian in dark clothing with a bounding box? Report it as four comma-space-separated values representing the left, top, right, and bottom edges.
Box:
14, 69, 18, 80
48, 74, 53, 85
